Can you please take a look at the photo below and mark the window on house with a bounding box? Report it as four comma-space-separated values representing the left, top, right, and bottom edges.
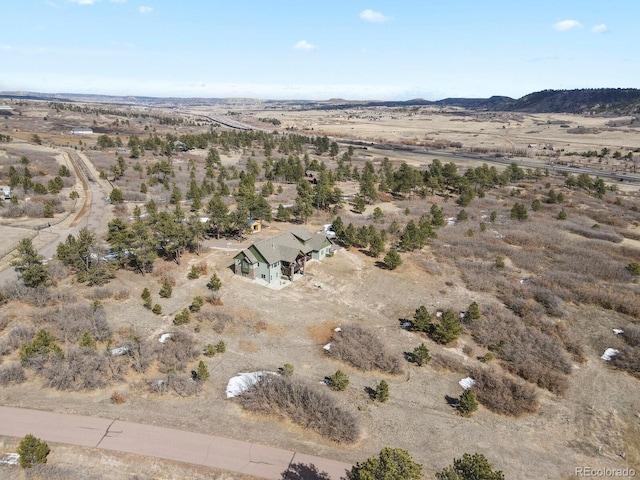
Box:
261, 274, 266, 279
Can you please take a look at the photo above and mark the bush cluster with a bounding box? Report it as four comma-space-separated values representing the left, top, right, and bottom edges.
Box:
468, 303, 572, 394
327, 324, 403, 375
236, 374, 360, 443
470, 366, 539, 416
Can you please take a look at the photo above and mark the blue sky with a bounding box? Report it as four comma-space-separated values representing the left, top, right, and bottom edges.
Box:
1, 0, 638, 100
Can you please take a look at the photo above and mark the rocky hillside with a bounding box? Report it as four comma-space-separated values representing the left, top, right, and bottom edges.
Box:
500, 88, 640, 114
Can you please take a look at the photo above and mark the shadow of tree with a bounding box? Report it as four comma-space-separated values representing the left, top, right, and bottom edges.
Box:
364, 385, 376, 400
445, 394, 460, 408
282, 462, 334, 480
374, 260, 389, 270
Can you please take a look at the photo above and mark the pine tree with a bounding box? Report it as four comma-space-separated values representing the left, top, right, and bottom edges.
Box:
412, 343, 431, 366
374, 380, 389, 402
141, 288, 152, 309
159, 280, 172, 298
276, 203, 291, 222
187, 265, 199, 279
350, 448, 422, 480
466, 301, 481, 321
195, 361, 210, 381
411, 306, 432, 332
383, 249, 402, 270
17, 434, 50, 469
12, 238, 49, 288
328, 370, 349, 391
436, 453, 504, 480
458, 390, 479, 417
430, 310, 462, 344
431, 204, 446, 227
510, 202, 528, 221
173, 308, 190, 325
207, 273, 222, 291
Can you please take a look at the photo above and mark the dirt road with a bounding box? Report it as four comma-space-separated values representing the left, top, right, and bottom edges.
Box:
0, 405, 351, 479
0, 148, 112, 286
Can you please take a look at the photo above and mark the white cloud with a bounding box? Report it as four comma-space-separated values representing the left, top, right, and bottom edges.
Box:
138, 6, 153, 14
553, 20, 583, 32
67, 0, 99, 4
360, 9, 391, 23
293, 40, 316, 51
110, 0, 127, 2
591, 24, 608, 33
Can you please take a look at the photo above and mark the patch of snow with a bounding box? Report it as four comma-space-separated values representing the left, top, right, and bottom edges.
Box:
110, 346, 129, 356
447, 217, 456, 226
0, 453, 19, 465
323, 343, 332, 351
334, 327, 342, 332
460, 312, 466, 319
493, 231, 504, 239
613, 329, 624, 335
159, 333, 172, 344
401, 321, 412, 329
226, 371, 275, 398
459, 377, 476, 390
436, 311, 443, 318
601, 348, 619, 361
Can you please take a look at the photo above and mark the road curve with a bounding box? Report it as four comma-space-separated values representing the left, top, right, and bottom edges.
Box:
0, 405, 351, 479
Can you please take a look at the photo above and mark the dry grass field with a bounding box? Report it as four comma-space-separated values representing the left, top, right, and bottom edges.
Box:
0, 99, 639, 479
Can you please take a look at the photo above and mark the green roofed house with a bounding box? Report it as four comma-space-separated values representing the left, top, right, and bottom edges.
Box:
233, 227, 333, 286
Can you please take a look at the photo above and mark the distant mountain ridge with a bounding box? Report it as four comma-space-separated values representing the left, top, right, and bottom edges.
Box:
318, 89, 640, 114
499, 88, 640, 114
2, 88, 640, 115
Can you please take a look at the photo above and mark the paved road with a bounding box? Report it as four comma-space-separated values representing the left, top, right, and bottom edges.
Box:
0, 406, 351, 479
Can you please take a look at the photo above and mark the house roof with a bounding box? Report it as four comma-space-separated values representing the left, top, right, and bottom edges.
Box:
235, 228, 330, 266
237, 248, 259, 264
289, 226, 312, 242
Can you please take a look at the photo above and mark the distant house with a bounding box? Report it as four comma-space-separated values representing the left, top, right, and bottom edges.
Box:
71, 127, 93, 135
233, 227, 332, 285
1, 186, 10, 200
